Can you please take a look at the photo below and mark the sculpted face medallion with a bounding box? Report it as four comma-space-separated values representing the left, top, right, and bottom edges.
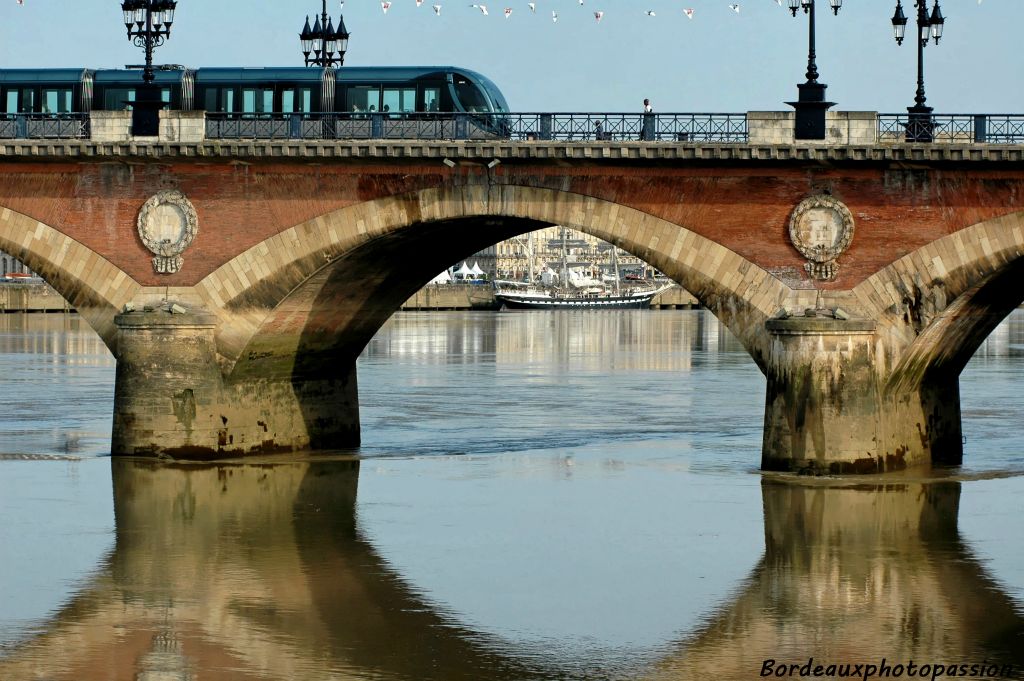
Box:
788, 195, 855, 281
137, 191, 199, 274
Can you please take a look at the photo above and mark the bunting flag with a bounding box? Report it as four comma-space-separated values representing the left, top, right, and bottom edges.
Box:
433, 4, 442, 14
729, 4, 740, 12
551, 10, 558, 22
684, 8, 694, 19
504, 6, 512, 18
416, 0, 423, 6
645, 10, 655, 17
381, 1, 391, 13
470, 3, 487, 14
528, 2, 535, 12
593, 10, 603, 22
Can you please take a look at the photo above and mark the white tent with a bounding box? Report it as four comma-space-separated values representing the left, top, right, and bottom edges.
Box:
454, 262, 474, 279
470, 262, 485, 278
429, 269, 452, 284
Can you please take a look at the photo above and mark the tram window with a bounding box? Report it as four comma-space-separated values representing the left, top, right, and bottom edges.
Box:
43, 89, 73, 114
453, 77, 489, 112
204, 88, 235, 113
18, 89, 35, 113
5, 92, 18, 114
345, 86, 379, 113
104, 88, 136, 110
382, 88, 415, 114
242, 88, 274, 114
282, 88, 312, 113
422, 87, 441, 112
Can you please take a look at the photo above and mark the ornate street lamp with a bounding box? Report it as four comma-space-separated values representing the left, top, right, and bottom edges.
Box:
121, 0, 177, 136
892, 0, 945, 142
786, 0, 843, 140
301, 0, 350, 67
121, 0, 177, 85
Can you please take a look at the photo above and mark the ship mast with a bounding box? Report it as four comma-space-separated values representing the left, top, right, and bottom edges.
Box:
560, 226, 569, 289
611, 244, 621, 296
527, 231, 535, 284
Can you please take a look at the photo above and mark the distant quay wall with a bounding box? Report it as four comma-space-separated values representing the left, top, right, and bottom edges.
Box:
5, 281, 698, 313
400, 284, 699, 310
0, 283, 72, 313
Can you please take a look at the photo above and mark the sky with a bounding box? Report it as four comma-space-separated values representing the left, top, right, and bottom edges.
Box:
0, 1, 1022, 114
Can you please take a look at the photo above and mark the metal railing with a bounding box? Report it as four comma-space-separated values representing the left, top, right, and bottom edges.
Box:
0, 113, 91, 140
878, 114, 1024, 144
204, 112, 750, 143
3, 110, 1024, 145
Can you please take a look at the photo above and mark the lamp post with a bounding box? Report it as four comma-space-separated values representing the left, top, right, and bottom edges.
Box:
121, 0, 177, 85
785, 0, 842, 140
891, 0, 945, 142
121, 0, 177, 135
300, 0, 350, 67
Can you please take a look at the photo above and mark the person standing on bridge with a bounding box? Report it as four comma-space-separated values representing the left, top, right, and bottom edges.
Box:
641, 98, 654, 141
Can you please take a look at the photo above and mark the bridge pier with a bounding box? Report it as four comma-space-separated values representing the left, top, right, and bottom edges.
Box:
112, 310, 360, 458
760, 316, 962, 474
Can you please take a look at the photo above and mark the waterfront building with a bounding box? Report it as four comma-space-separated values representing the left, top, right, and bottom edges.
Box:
474, 227, 654, 282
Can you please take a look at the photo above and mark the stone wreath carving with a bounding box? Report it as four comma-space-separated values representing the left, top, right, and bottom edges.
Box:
788, 194, 855, 281
137, 190, 199, 274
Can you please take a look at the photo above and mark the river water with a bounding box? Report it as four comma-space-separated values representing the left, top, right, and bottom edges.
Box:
0, 310, 1022, 681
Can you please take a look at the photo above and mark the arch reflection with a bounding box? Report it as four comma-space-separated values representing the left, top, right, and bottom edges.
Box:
1, 465, 1022, 681
0, 459, 542, 681
648, 479, 1024, 680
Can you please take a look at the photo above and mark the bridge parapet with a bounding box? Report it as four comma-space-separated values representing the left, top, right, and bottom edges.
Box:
2, 110, 1024, 146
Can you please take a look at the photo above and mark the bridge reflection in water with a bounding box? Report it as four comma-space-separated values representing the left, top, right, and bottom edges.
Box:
0, 461, 1020, 680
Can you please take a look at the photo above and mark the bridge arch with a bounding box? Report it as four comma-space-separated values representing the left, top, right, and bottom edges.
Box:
195, 183, 790, 379
850, 210, 1024, 392
0, 205, 138, 351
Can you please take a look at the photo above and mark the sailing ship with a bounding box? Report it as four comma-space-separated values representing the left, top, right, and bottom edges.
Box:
493, 228, 670, 310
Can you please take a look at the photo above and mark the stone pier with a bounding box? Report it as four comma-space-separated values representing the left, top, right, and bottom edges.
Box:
112, 309, 360, 458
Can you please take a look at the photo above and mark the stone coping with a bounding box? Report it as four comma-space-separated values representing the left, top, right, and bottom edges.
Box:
1, 140, 1022, 163
766, 317, 877, 335
115, 309, 218, 329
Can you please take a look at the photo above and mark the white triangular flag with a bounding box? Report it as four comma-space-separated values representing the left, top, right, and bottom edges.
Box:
381, 1, 391, 13
504, 6, 512, 17
684, 8, 694, 19
645, 10, 655, 16
729, 4, 740, 12
593, 10, 603, 21
433, 3, 442, 13
552, 10, 558, 22
416, 0, 423, 6
528, 2, 535, 12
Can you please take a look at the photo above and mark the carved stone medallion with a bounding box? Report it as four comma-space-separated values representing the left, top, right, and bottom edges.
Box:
788, 194, 855, 281
137, 190, 199, 274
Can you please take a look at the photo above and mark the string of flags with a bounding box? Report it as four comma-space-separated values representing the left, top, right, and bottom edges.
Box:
364, 1, 992, 22
366, 1, 839, 21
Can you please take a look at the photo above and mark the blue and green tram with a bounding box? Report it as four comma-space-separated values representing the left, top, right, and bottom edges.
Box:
0, 65, 509, 116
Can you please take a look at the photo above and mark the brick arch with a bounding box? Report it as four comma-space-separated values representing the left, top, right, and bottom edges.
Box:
850, 210, 1024, 391
0, 205, 140, 351
195, 183, 791, 376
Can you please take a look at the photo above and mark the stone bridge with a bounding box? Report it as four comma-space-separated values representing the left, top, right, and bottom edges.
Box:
1, 132, 1023, 472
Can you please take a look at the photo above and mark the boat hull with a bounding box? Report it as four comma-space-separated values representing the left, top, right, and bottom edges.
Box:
495, 291, 658, 310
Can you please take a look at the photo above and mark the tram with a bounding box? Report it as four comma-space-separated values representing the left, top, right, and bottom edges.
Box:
0, 65, 511, 139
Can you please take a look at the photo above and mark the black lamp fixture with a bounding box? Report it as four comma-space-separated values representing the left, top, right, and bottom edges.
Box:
301, 0, 350, 67
121, 0, 177, 136
891, 0, 945, 142
785, 0, 843, 140
121, 0, 177, 85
